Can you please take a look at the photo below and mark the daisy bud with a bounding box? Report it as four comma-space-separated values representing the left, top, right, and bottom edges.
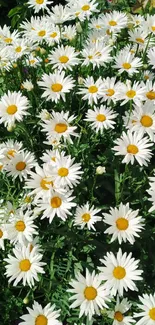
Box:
78, 76, 84, 85
7, 124, 16, 132
40, 48, 46, 54
39, 109, 51, 120
143, 64, 148, 69
76, 22, 82, 33
23, 297, 29, 304
96, 166, 106, 175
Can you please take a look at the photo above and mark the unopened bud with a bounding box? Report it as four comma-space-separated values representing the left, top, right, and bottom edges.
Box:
23, 297, 29, 304
96, 166, 106, 175
76, 22, 82, 33
7, 124, 16, 132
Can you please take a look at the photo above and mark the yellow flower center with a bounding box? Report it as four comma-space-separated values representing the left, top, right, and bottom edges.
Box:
0, 229, 3, 238
146, 91, 155, 100
82, 213, 91, 222
106, 29, 111, 35
24, 196, 32, 203
54, 123, 67, 133
127, 144, 139, 154
122, 62, 131, 69
30, 59, 36, 64
15, 46, 22, 53
88, 85, 98, 93
35, 315, 47, 325
113, 266, 126, 279
81, 4, 90, 11
36, 0, 44, 4
152, 26, 155, 31
140, 115, 153, 127
38, 30, 46, 37
4, 37, 12, 43
50, 196, 62, 208
40, 178, 53, 190
58, 167, 69, 177
106, 88, 115, 96
84, 286, 97, 300
50, 32, 57, 38
7, 149, 16, 158
96, 114, 106, 122
114, 311, 124, 322
116, 218, 129, 230
7, 105, 17, 115
16, 161, 26, 171
51, 83, 63, 92
130, 49, 135, 54
59, 55, 69, 63
19, 259, 31, 271
0, 164, 3, 171
135, 37, 144, 44
149, 308, 155, 320
109, 20, 117, 26
96, 24, 101, 29
15, 220, 26, 232
126, 90, 136, 98
144, 75, 149, 80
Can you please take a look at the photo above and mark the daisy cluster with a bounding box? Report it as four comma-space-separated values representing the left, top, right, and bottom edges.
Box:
1, 0, 155, 324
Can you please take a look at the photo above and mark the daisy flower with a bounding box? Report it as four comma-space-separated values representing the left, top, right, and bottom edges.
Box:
5, 150, 37, 181
124, 102, 155, 141
62, 25, 77, 41
143, 70, 154, 81
147, 175, 155, 212
148, 47, 155, 68
134, 293, 155, 325
107, 297, 134, 325
78, 76, 104, 105
50, 4, 72, 24
0, 139, 23, 166
6, 208, 38, 244
81, 42, 111, 69
49, 155, 83, 188
41, 149, 65, 164
4, 245, 45, 286
102, 11, 128, 32
103, 202, 144, 244
101, 77, 120, 104
46, 25, 61, 45
38, 71, 75, 103
68, 268, 110, 320
128, 27, 150, 49
25, 164, 55, 200
11, 39, 29, 59
41, 111, 78, 144
0, 90, 30, 128
113, 131, 153, 166
114, 50, 142, 75
128, 14, 145, 28
89, 16, 105, 30
85, 105, 118, 133
74, 202, 102, 230
0, 224, 8, 250
98, 248, 143, 296
22, 80, 34, 91
143, 80, 155, 102
48, 45, 80, 71
146, 14, 155, 34
117, 80, 146, 106
27, 0, 53, 13
19, 301, 62, 325
26, 53, 41, 67
35, 189, 76, 223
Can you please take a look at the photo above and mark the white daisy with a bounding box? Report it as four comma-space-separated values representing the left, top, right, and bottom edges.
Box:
41, 149, 65, 164
147, 175, 155, 212
41, 111, 78, 144
19, 301, 62, 325
48, 45, 80, 71
38, 71, 75, 102
5, 150, 37, 181
107, 297, 134, 325
0, 139, 23, 167
85, 105, 118, 133
103, 202, 144, 244
22, 80, 34, 91
6, 208, 38, 244
128, 27, 150, 49
143, 70, 154, 81
102, 11, 128, 32
4, 244, 45, 286
124, 102, 155, 141
35, 189, 76, 223
50, 4, 72, 24
62, 25, 77, 41
68, 268, 110, 320
74, 202, 102, 230
116, 80, 146, 106
0, 224, 8, 250
146, 14, 155, 34
27, 0, 53, 13
48, 155, 83, 188
148, 47, 155, 68
101, 77, 121, 104
81, 41, 111, 69
113, 131, 153, 166
143, 81, 155, 102
114, 50, 142, 75
134, 293, 155, 325
0, 90, 30, 127
98, 248, 143, 296
78, 76, 104, 105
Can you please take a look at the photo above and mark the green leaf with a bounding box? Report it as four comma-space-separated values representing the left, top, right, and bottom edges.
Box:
8, 6, 23, 18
